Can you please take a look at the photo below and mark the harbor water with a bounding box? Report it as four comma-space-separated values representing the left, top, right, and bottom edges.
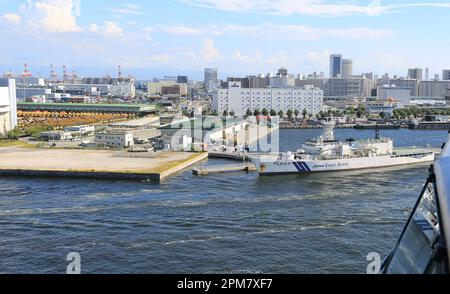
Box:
0, 129, 448, 273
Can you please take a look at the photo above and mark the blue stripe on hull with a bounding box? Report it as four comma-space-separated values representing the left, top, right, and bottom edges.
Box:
292, 162, 303, 172
299, 162, 311, 172
292, 162, 311, 173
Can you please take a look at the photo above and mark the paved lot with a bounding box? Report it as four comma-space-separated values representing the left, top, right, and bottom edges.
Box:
0, 147, 195, 173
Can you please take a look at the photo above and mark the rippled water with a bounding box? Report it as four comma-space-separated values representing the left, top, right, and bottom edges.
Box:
0, 129, 448, 273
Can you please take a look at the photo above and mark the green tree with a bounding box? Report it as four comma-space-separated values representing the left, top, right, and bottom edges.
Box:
294, 109, 300, 119
253, 109, 261, 116
270, 109, 277, 116
318, 110, 325, 118
229, 110, 235, 117
379, 112, 386, 119
287, 109, 294, 120
6, 128, 25, 140
277, 110, 284, 117
393, 109, 400, 120
345, 107, 356, 115
302, 108, 308, 119
245, 109, 252, 118
262, 108, 269, 116
223, 109, 229, 117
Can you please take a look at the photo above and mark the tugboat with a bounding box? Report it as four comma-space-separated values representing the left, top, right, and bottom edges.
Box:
249, 122, 435, 175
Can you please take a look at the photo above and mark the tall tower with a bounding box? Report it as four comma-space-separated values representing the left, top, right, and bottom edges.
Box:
118, 65, 123, 79
21, 63, 32, 78
342, 59, 353, 78
329, 54, 342, 78
63, 65, 69, 81
407, 68, 423, 80
50, 64, 58, 82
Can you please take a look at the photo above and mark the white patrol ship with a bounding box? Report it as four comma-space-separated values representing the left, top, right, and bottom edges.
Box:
249, 122, 435, 175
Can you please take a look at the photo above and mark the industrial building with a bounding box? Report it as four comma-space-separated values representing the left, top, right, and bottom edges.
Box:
147, 81, 188, 96
214, 82, 323, 117
64, 125, 96, 135
0, 78, 18, 135
95, 131, 134, 149
377, 85, 411, 107
38, 131, 73, 141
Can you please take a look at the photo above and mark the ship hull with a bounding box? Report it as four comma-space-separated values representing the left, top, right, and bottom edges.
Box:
250, 152, 435, 175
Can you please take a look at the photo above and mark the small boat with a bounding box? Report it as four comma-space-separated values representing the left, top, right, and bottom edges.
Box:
249, 122, 434, 176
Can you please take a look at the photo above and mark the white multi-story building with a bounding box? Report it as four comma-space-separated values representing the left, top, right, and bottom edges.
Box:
213, 82, 323, 117
95, 131, 134, 149
377, 85, 411, 107
0, 78, 17, 135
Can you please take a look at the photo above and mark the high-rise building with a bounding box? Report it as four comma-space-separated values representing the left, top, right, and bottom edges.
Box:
204, 68, 218, 90
214, 82, 323, 117
379, 77, 419, 96
407, 68, 423, 80
227, 77, 250, 88
329, 54, 342, 78
418, 80, 450, 98
0, 78, 17, 134
442, 70, 450, 81
425, 68, 429, 81
342, 59, 353, 78
248, 75, 270, 88
325, 78, 376, 98
277, 68, 288, 77
177, 76, 188, 84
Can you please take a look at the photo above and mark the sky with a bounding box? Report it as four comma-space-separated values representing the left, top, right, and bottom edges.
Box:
0, 0, 449, 80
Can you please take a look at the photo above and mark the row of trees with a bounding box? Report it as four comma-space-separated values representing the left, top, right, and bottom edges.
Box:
216, 108, 314, 119
392, 107, 450, 119
2, 125, 52, 140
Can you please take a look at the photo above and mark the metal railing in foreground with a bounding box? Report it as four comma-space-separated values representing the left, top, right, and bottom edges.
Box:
382, 133, 450, 274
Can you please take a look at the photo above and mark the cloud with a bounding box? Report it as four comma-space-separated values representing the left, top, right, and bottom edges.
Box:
142, 23, 394, 41
2, 13, 22, 24
220, 23, 394, 40
150, 54, 173, 64
108, 3, 143, 15
180, 0, 450, 17
201, 38, 221, 62
19, 0, 81, 32
88, 21, 124, 37
159, 25, 201, 35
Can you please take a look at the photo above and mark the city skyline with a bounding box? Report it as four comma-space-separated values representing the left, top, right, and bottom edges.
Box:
0, 0, 450, 79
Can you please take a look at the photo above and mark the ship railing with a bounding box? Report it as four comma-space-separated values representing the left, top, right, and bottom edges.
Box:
381, 133, 450, 274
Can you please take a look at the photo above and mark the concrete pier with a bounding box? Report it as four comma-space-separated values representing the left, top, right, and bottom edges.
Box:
0, 146, 207, 182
